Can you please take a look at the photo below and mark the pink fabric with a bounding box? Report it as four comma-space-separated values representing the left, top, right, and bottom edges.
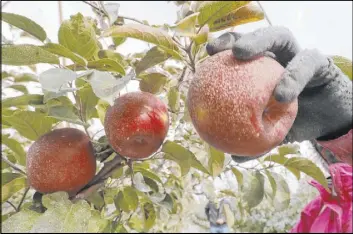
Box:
317, 129, 352, 166
291, 163, 353, 233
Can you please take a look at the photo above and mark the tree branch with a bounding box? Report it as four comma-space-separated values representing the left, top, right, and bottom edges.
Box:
17, 187, 30, 212
72, 154, 126, 201
6, 201, 17, 212
82, 1, 145, 24
257, 1, 272, 26
2, 157, 26, 176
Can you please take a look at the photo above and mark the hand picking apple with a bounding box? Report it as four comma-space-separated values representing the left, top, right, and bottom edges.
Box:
190, 26, 352, 166
192, 26, 352, 233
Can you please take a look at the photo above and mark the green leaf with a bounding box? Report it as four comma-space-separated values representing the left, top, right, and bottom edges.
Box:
98, 50, 126, 66
271, 172, 290, 211
277, 144, 300, 156
206, 144, 225, 177
197, 1, 250, 27
112, 37, 126, 46
190, 153, 210, 174
103, 23, 182, 59
243, 171, 264, 209
87, 210, 109, 233
103, 188, 119, 205
6, 85, 28, 94
1, 12, 47, 41
2, 176, 27, 203
194, 25, 209, 45
168, 86, 180, 112
220, 189, 237, 197
284, 157, 329, 190
2, 44, 59, 65
41, 43, 87, 66
264, 169, 277, 199
1, 173, 22, 186
111, 165, 124, 179
263, 154, 301, 180
332, 55, 352, 80
128, 213, 145, 232
96, 99, 111, 125
23, 192, 107, 232
58, 13, 100, 60
114, 186, 139, 212
135, 46, 171, 75
170, 12, 199, 37
133, 172, 152, 192
2, 210, 41, 233
76, 80, 99, 121
14, 73, 38, 83
144, 177, 159, 193
143, 202, 156, 231
86, 70, 133, 105
3, 110, 56, 141
134, 167, 162, 184
160, 193, 176, 213
2, 135, 26, 166
231, 167, 243, 191
87, 58, 125, 75
208, 3, 264, 32
162, 140, 191, 176
47, 105, 86, 126
86, 192, 105, 210
2, 94, 44, 108
39, 68, 77, 92
139, 73, 169, 94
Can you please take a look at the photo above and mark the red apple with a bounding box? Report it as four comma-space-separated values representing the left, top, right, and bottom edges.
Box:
26, 128, 96, 195
187, 50, 298, 157
104, 91, 169, 159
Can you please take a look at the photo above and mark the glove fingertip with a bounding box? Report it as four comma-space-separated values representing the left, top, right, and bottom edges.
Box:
232, 40, 259, 60
206, 43, 216, 56
274, 74, 298, 103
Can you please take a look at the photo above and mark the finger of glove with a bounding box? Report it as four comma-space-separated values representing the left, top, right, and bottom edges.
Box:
232, 26, 300, 66
206, 32, 243, 56
274, 49, 329, 103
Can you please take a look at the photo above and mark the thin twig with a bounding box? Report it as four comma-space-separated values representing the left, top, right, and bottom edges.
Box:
128, 159, 134, 187
257, 1, 272, 26
6, 201, 17, 212
82, 1, 145, 24
58, 1, 66, 66
2, 157, 26, 175
17, 187, 30, 212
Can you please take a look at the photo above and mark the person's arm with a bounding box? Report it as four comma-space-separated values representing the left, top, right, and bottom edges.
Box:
206, 26, 352, 165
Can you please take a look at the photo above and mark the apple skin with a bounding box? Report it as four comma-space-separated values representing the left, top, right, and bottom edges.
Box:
104, 91, 169, 159
26, 128, 96, 195
187, 50, 298, 157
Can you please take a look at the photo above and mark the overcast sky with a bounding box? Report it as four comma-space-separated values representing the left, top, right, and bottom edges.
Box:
2, 1, 352, 59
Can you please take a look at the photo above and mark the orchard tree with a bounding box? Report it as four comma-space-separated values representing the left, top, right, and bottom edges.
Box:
2, 1, 352, 233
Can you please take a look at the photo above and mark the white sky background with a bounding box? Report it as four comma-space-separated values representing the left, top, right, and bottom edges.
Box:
2, 1, 352, 60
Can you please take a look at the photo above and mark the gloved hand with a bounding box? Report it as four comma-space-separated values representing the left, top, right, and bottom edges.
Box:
205, 26, 352, 163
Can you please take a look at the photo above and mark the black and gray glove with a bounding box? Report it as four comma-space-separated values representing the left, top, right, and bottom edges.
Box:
206, 26, 352, 163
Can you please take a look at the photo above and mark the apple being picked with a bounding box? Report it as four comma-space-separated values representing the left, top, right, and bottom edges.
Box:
104, 91, 169, 159
187, 50, 298, 157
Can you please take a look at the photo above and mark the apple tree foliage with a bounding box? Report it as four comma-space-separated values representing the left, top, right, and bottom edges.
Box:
1, 1, 352, 233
